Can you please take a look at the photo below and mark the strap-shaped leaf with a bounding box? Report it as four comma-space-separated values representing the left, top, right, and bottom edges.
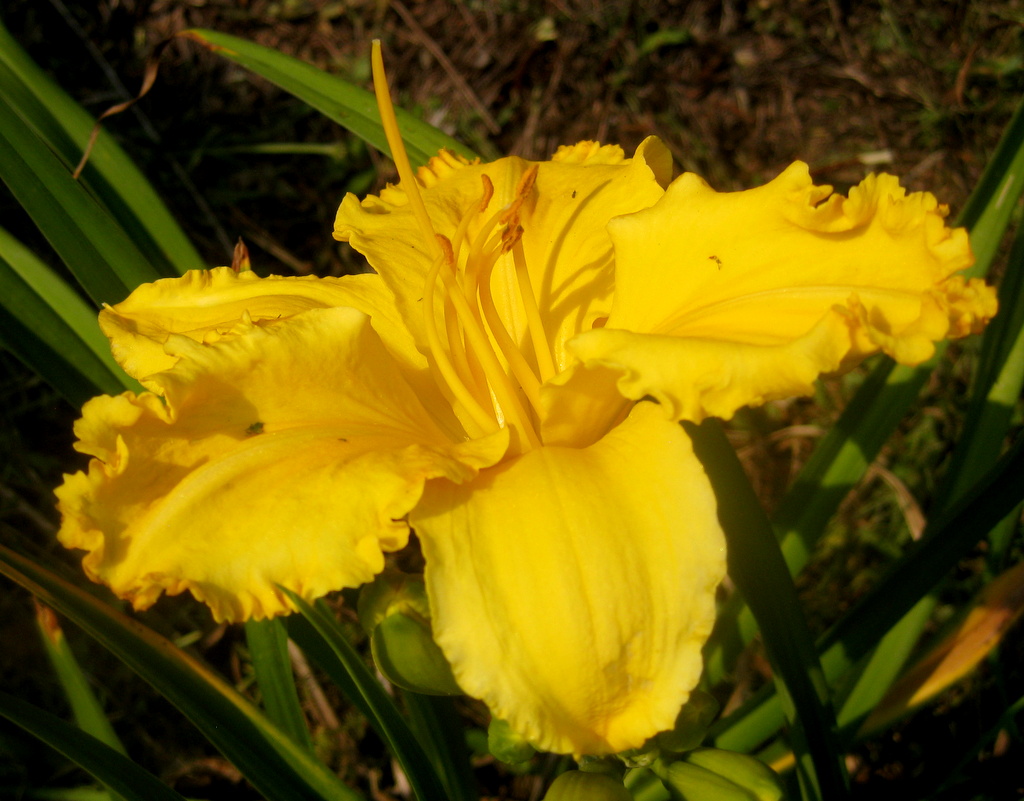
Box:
245, 618, 315, 753
0, 545, 364, 801
401, 692, 479, 801
0, 92, 159, 305
712, 435, 1024, 752
284, 593, 449, 801
0, 691, 185, 801
0, 18, 203, 277
834, 216, 1024, 741
181, 30, 477, 169
687, 420, 848, 801
0, 226, 132, 403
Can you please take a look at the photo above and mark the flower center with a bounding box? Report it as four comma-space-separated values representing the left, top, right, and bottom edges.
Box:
371, 41, 552, 453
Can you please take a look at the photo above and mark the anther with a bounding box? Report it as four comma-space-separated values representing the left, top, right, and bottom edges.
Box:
516, 164, 539, 198
436, 233, 455, 266
480, 175, 494, 213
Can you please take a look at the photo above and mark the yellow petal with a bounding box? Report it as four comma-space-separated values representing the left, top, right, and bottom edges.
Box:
411, 402, 726, 755
334, 137, 671, 372
570, 310, 852, 423
538, 362, 630, 448
100, 267, 424, 388
56, 306, 507, 622
571, 163, 996, 421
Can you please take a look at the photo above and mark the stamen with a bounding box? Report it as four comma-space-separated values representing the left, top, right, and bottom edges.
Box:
447, 179, 495, 399
499, 165, 557, 382
436, 238, 542, 450
422, 239, 499, 436
511, 239, 557, 382
475, 243, 543, 413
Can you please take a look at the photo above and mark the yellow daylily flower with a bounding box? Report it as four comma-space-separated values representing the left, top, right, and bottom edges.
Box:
55, 43, 996, 757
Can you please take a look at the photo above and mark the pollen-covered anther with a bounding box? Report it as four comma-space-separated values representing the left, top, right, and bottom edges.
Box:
516, 164, 539, 198
501, 224, 525, 254
480, 175, 495, 213
498, 165, 540, 229
436, 233, 456, 266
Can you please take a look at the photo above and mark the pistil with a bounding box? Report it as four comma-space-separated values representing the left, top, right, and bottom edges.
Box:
370, 41, 545, 451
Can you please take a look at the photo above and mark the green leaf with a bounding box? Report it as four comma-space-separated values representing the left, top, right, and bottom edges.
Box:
956, 94, 1024, 274
816, 435, 1024, 690
0, 93, 160, 305
712, 435, 1024, 752
181, 30, 476, 168
401, 692, 479, 801
36, 602, 128, 801
834, 215, 1024, 741
0, 545, 365, 801
0, 225, 133, 404
0, 18, 203, 277
0, 691, 185, 801
35, 603, 127, 757
245, 618, 315, 753
283, 593, 449, 801
686, 420, 848, 801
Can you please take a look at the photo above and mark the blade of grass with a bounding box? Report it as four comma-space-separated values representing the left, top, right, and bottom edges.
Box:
0, 544, 365, 801
686, 419, 848, 801
0, 225, 134, 403
282, 593, 449, 801
0, 93, 159, 304
0, 691, 185, 801
35, 602, 127, 801
0, 307, 110, 408
833, 596, 935, 742
0, 19, 202, 277
834, 218, 1024, 741
401, 692, 479, 801
245, 618, 315, 753
35, 602, 127, 757
818, 442, 1024, 687
180, 30, 476, 169
712, 435, 1024, 752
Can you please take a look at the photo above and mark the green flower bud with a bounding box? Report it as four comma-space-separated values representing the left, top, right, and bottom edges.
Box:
487, 717, 536, 764
655, 691, 720, 754
359, 571, 460, 696
683, 749, 785, 801
654, 759, 759, 801
578, 755, 625, 779
370, 611, 461, 695
357, 570, 431, 632
542, 771, 632, 801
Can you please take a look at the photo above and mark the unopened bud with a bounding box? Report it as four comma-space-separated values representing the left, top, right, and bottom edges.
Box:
357, 570, 431, 632
655, 691, 720, 754
578, 755, 624, 779
655, 759, 760, 801
542, 770, 632, 801
359, 571, 460, 696
683, 749, 785, 801
487, 717, 536, 764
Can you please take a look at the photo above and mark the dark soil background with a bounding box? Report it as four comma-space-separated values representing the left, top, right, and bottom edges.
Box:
1, 1, 1022, 800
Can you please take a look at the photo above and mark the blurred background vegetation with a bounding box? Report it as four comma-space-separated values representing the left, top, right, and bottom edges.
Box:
1, 1, 1022, 799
